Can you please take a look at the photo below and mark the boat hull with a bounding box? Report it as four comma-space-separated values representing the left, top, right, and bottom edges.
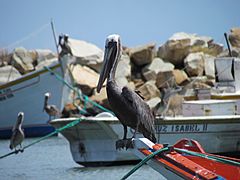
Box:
50, 115, 240, 166
0, 62, 65, 139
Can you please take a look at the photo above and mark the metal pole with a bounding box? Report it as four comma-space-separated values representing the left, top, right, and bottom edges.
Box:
224, 32, 232, 57
50, 19, 64, 75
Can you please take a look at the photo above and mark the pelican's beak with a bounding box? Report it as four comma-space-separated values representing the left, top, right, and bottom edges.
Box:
97, 41, 117, 93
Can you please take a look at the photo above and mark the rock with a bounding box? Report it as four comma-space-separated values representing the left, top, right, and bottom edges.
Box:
142, 57, 174, 81
68, 38, 104, 72
0, 65, 22, 84
173, 69, 189, 85
146, 97, 161, 111
61, 103, 80, 118
184, 52, 204, 76
116, 54, 131, 79
129, 43, 156, 66
137, 80, 160, 100
218, 47, 240, 58
204, 54, 215, 79
158, 32, 223, 66
71, 64, 100, 96
35, 58, 58, 70
155, 71, 175, 89
34, 49, 57, 64
90, 87, 111, 112
229, 27, 240, 48
12, 47, 35, 74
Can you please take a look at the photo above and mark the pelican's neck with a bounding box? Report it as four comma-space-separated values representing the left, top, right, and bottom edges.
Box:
108, 57, 119, 83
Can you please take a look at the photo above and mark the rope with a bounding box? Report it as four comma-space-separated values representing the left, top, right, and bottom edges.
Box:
121, 147, 169, 180
4, 22, 50, 50
174, 148, 240, 167
0, 118, 83, 159
44, 66, 114, 114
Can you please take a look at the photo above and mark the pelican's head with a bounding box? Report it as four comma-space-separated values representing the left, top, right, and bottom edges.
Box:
45, 92, 51, 98
16, 112, 24, 127
97, 34, 121, 93
44, 92, 51, 111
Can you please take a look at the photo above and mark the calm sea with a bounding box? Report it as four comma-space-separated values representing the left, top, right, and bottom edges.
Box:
0, 136, 163, 180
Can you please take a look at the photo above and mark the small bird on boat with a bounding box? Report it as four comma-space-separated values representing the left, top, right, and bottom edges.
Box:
9, 112, 25, 152
43, 92, 61, 121
97, 34, 156, 149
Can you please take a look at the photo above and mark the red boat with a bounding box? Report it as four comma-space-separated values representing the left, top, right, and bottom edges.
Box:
130, 138, 240, 180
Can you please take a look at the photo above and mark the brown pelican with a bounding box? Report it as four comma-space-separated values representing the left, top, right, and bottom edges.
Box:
9, 112, 25, 152
153, 86, 182, 117
43, 92, 61, 121
97, 34, 156, 149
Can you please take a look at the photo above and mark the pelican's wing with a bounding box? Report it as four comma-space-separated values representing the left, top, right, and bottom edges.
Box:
122, 87, 156, 135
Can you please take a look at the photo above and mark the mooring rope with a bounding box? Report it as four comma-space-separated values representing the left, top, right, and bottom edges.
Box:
44, 65, 113, 114
0, 118, 83, 159
121, 147, 169, 180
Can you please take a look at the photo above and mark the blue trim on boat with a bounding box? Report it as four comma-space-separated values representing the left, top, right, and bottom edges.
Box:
0, 125, 55, 139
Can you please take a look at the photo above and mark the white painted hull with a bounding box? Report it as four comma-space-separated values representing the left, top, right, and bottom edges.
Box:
50, 115, 240, 166
0, 59, 68, 138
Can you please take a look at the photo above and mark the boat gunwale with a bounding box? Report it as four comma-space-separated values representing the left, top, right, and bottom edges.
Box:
0, 63, 60, 90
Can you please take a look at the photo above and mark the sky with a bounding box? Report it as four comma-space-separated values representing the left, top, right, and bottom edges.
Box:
0, 0, 239, 52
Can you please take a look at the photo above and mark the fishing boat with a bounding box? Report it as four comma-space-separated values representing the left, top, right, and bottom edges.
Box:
0, 55, 70, 139
50, 56, 240, 166
130, 138, 240, 180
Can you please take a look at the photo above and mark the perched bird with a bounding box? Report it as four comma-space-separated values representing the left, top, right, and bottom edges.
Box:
10, 112, 25, 151
97, 34, 156, 149
43, 92, 61, 121
153, 86, 182, 117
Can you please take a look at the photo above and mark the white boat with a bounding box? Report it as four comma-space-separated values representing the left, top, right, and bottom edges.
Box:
50, 57, 240, 166
0, 56, 70, 139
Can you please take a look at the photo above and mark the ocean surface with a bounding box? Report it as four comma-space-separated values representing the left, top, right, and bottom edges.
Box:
0, 136, 162, 180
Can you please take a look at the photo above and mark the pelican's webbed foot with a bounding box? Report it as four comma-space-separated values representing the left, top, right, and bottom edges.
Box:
116, 138, 134, 150
116, 139, 127, 150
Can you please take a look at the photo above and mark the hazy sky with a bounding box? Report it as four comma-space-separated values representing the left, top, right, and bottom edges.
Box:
0, 0, 239, 52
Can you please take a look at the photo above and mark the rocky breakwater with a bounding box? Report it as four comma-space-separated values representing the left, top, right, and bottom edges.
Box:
2, 28, 240, 117
62, 28, 240, 116
0, 47, 58, 84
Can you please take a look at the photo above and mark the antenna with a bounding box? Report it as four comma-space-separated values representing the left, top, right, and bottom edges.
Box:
50, 19, 64, 75
224, 32, 232, 57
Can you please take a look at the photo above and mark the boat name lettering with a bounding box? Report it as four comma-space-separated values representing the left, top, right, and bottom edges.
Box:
155, 124, 208, 133
0, 88, 14, 101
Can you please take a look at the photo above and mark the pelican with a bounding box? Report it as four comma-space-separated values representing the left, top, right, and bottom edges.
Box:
43, 92, 61, 121
97, 34, 156, 149
10, 112, 25, 152
153, 86, 182, 117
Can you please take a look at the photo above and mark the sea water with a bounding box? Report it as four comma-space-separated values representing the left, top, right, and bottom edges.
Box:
0, 136, 162, 180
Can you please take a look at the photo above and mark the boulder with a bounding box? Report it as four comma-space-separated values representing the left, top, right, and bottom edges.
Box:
158, 32, 223, 66
184, 52, 204, 77
91, 87, 110, 110
142, 57, 174, 81
0, 65, 22, 84
116, 54, 131, 79
146, 97, 161, 111
12, 47, 35, 74
172, 69, 189, 85
35, 58, 58, 70
129, 43, 156, 66
68, 38, 104, 72
229, 27, 240, 48
137, 80, 160, 100
34, 49, 57, 64
204, 54, 215, 79
71, 64, 100, 96
156, 71, 175, 89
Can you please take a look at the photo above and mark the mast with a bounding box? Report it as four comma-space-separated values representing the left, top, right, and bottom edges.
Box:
224, 32, 232, 57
